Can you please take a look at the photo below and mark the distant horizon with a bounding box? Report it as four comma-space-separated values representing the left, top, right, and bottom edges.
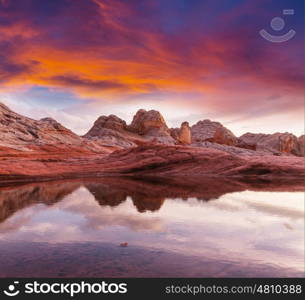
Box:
1, 100, 303, 138
0, 0, 304, 136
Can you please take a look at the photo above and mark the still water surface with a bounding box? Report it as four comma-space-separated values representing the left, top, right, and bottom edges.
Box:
0, 177, 303, 277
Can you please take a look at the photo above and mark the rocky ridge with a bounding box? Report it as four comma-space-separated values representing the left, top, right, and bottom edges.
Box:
238, 132, 304, 156
84, 107, 304, 157
0, 102, 303, 182
85, 109, 177, 146
0, 102, 110, 154
0, 143, 303, 182
1, 102, 304, 157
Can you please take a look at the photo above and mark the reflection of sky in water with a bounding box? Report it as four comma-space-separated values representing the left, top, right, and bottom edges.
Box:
0, 186, 304, 276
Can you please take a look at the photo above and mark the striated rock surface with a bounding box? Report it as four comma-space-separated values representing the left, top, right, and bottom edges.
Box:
0, 102, 108, 153
238, 132, 303, 156
191, 119, 237, 146
104, 144, 303, 178
0, 103, 78, 147
193, 141, 268, 156
0, 102, 303, 183
0, 143, 303, 182
84, 115, 139, 148
128, 109, 176, 144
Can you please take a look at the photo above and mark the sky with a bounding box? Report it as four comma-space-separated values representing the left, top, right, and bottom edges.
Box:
0, 0, 304, 136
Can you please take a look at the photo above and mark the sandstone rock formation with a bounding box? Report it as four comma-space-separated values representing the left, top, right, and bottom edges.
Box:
88, 115, 127, 133
82, 108, 303, 157
0, 102, 107, 153
128, 109, 176, 144
0, 142, 303, 183
0, 103, 78, 147
238, 132, 303, 156
0, 102, 303, 184
298, 135, 304, 156
84, 115, 138, 148
86, 109, 176, 147
129, 109, 167, 135
191, 119, 237, 146
193, 141, 268, 156
170, 122, 191, 145
0, 142, 302, 181
103, 144, 303, 178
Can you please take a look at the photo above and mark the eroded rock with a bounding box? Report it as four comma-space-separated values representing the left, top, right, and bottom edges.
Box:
238, 132, 302, 156
191, 119, 237, 146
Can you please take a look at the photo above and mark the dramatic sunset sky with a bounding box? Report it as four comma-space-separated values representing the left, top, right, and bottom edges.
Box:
0, 0, 304, 136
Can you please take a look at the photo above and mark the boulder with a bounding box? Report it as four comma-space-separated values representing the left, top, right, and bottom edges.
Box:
128, 109, 176, 144
191, 119, 237, 146
129, 109, 168, 135
170, 122, 191, 144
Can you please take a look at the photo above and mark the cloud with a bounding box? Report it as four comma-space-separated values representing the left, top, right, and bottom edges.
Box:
0, 0, 303, 134
49, 75, 127, 91
0, 37, 40, 83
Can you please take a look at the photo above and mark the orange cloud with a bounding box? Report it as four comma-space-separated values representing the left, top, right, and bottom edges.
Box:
0, 0, 303, 121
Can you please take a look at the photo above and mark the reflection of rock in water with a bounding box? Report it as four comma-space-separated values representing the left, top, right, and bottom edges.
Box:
0, 176, 303, 223
131, 196, 165, 213
97, 176, 304, 198
83, 176, 304, 212
85, 182, 165, 212
83, 176, 248, 205
0, 181, 80, 223
85, 183, 127, 207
